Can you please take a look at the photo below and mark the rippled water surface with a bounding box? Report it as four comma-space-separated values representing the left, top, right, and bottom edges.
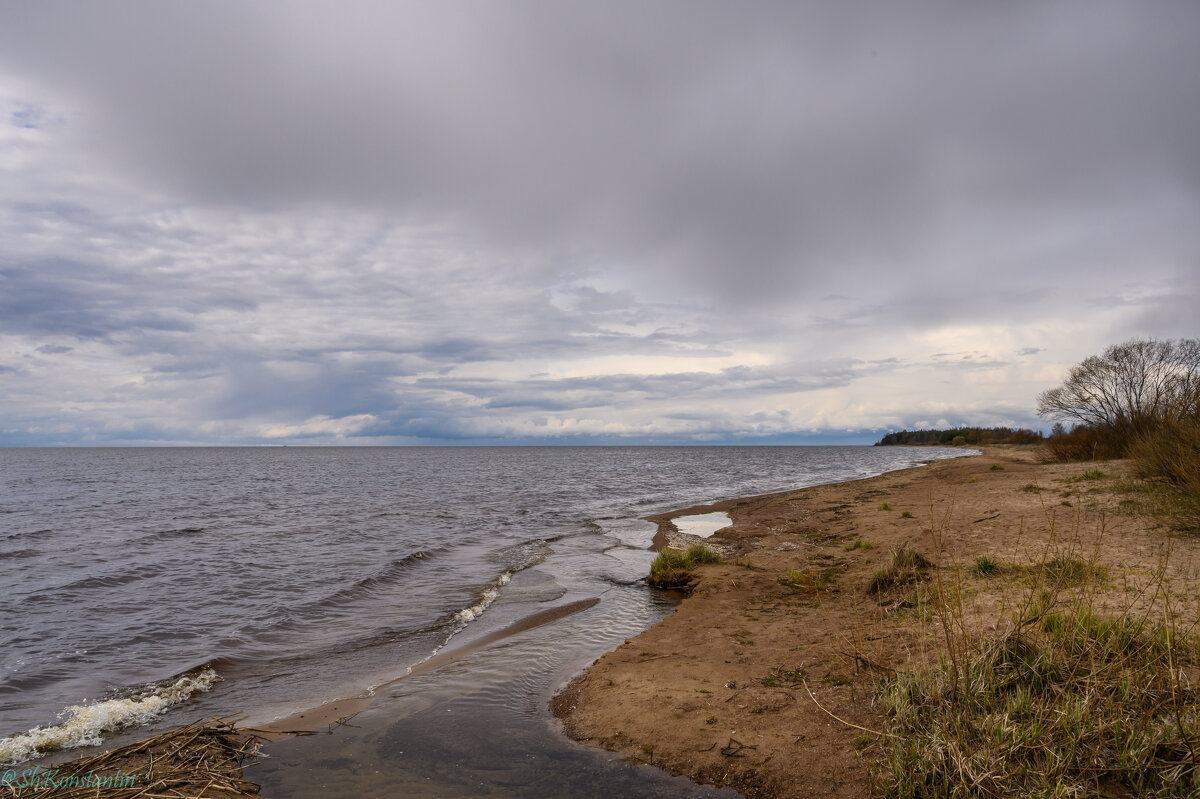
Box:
0, 446, 966, 792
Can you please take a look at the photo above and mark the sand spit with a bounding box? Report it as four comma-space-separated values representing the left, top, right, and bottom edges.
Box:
556, 448, 1195, 798
257, 597, 600, 733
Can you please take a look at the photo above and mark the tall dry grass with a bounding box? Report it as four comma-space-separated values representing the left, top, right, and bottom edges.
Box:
873, 491, 1200, 798
1129, 413, 1200, 530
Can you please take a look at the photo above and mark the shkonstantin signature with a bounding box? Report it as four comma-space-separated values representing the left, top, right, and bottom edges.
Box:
1, 765, 136, 790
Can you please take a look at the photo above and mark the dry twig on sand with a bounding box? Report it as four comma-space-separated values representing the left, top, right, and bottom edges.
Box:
7, 718, 263, 799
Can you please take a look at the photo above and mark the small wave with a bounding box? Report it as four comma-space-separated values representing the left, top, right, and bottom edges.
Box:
454, 572, 511, 624
3, 528, 53, 542
495, 539, 553, 572
304, 549, 437, 611
602, 575, 648, 587
220, 550, 441, 644
178, 656, 240, 677
350, 550, 434, 592
20, 566, 162, 604
0, 668, 218, 766
62, 567, 162, 592
135, 526, 206, 544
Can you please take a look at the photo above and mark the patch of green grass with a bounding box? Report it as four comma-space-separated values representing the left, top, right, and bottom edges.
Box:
899, 510, 913, 519
686, 544, 721, 564
893, 544, 931, 571
647, 544, 721, 588
867, 543, 933, 595
1062, 468, 1108, 483
968, 553, 1106, 586
989, 463, 1004, 471
779, 567, 835, 595
880, 502, 892, 511
877, 609, 1200, 798
761, 666, 806, 688
1020, 482, 1041, 493
1036, 555, 1107, 587
845, 538, 875, 551
973, 555, 1002, 577
1109, 478, 1193, 523
734, 555, 752, 568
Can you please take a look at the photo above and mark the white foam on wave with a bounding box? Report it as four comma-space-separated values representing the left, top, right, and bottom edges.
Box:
0, 668, 219, 767
454, 572, 511, 623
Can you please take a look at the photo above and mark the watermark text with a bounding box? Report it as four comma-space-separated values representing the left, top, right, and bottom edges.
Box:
1, 765, 136, 790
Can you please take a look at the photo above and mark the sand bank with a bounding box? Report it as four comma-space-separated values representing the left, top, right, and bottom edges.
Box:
555, 448, 1194, 797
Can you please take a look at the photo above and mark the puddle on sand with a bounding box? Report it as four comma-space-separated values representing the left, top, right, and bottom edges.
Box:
671, 512, 731, 538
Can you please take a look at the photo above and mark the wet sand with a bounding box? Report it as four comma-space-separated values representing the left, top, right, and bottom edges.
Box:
257, 597, 600, 734
555, 447, 1197, 797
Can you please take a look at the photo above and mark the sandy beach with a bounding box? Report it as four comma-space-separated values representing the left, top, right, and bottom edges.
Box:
555, 447, 1198, 797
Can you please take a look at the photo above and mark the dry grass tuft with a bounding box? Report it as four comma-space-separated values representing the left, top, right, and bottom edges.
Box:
867, 544, 933, 596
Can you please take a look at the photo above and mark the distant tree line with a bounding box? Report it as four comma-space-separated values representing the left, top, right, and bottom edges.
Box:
875, 427, 1044, 446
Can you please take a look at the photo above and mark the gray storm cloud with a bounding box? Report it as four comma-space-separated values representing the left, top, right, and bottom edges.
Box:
2, 2, 1197, 299
0, 2, 1196, 444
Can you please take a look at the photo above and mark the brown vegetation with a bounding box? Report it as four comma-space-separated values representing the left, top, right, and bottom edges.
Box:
1040, 337, 1200, 527
1129, 413, 1200, 529
1044, 423, 1122, 462
1037, 337, 1200, 450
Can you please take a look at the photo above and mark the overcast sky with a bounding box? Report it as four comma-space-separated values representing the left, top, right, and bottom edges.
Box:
0, 2, 1196, 445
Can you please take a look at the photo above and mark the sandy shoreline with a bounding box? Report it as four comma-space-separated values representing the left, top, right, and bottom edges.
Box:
554, 447, 1196, 797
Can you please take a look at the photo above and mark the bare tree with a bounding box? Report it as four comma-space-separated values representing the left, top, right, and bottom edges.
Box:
1037, 338, 1200, 447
